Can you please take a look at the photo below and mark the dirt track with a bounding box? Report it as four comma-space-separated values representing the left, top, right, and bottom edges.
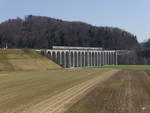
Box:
66, 70, 150, 113
21, 70, 119, 113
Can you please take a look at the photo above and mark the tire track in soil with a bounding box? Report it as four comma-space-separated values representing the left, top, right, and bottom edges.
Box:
99, 70, 150, 113
99, 70, 128, 113
20, 70, 119, 113
128, 70, 150, 113
102, 70, 150, 113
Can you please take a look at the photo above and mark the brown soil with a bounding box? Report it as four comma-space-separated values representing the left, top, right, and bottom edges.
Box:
66, 70, 150, 113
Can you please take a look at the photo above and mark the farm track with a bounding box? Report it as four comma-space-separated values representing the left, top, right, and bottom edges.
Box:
21, 70, 119, 113
66, 70, 150, 113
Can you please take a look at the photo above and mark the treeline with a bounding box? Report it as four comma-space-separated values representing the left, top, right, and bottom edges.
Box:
0, 15, 139, 50
118, 38, 150, 65
138, 39, 150, 64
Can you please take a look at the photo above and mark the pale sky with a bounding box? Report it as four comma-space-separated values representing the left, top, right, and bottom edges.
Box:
0, 0, 150, 42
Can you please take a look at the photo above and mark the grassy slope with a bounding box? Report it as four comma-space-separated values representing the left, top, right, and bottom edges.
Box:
0, 68, 108, 112
0, 49, 61, 71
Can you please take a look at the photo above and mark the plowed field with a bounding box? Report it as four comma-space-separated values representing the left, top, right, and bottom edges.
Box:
66, 70, 150, 113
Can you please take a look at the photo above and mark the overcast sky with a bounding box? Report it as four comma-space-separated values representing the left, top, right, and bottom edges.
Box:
0, 0, 149, 42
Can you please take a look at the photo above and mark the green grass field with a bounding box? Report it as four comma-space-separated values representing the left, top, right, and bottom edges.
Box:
99, 65, 150, 70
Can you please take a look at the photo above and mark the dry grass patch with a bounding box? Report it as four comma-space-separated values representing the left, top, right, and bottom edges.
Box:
0, 68, 108, 113
0, 49, 61, 71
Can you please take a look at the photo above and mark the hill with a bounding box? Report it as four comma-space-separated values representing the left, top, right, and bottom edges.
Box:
0, 49, 61, 71
0, 15, 139, 50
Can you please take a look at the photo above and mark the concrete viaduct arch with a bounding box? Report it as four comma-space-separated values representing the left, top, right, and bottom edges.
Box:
43, 46, 118, 68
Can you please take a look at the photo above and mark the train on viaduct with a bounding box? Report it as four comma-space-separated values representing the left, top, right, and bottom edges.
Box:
42, 46, 124, 68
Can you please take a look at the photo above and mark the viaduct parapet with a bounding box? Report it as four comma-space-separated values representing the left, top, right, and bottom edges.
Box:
43, 46, 118, 68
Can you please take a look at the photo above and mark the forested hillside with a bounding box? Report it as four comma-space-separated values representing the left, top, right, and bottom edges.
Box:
137, 39, 150, 64
118, 38, 150, 65
142, 38, 150, 49
0, 15, 139, 49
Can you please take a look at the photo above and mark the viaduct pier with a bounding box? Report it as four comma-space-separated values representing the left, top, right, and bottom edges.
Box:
43, 46, 118, 68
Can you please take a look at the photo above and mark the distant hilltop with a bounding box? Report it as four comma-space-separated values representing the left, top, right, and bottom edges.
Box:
0, 15, 139, 50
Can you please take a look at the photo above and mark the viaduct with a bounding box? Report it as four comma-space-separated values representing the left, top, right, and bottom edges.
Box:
43, 46, 119, 68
